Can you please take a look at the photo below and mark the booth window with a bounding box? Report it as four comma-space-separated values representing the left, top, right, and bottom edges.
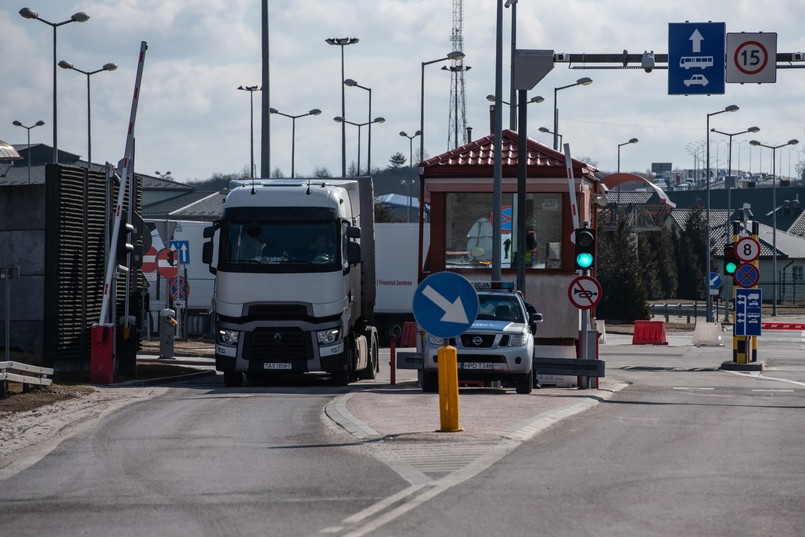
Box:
445, 192, 563, 270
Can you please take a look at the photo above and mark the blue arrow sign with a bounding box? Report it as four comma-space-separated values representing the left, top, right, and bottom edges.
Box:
170, 240, 190, 264
412, 272, 479, 339
668, 22, 726, 95
707, 272, 722, 290
735, 288, 762, 337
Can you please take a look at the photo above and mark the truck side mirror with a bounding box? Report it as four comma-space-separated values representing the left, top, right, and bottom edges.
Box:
347, 242, 361, 265
202, 240, 216, 274
347, 226, 361, 239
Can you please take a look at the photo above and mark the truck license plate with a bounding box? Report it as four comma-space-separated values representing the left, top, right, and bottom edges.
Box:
264, 363, 292, 370
461, 362, 495, 370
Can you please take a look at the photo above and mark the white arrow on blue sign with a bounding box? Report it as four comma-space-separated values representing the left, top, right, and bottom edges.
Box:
707, 272, 722, 290
412, 272, 479, 339
668, 22, 726, 95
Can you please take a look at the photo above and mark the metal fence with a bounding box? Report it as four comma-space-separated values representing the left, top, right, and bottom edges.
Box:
143, 277, 215, 339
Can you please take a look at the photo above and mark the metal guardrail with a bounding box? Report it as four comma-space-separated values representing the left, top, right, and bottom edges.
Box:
650, 302, 709, 323
0, 361, 54, 398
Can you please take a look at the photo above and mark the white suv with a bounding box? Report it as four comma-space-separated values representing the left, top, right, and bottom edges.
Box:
420, 282, 542, 394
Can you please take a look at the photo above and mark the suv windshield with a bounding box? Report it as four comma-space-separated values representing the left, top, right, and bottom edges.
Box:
476, 294, 524, 323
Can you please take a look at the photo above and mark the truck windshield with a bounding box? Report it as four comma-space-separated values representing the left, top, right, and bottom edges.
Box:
220, 220, 340, 272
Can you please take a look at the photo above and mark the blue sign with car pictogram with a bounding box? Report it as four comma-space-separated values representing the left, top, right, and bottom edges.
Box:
668, 22, 726, 95
735, 288, 761, 337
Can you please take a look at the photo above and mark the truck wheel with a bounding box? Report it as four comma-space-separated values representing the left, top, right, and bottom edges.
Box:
421, 371, 438, 393
515, 370, 533, 394
357, 330, 378, 380
223, 371, 243, 387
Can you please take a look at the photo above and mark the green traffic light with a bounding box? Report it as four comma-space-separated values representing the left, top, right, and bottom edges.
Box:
576, 252, 594, 269
725, 261, 737, 275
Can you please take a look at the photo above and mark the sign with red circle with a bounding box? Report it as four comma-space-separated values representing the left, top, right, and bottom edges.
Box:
735, 237, 760, 262
726, 33, 777, 83
169, 276, 190, 301
734, 263, 760, 289
156, 247, 178, 278
567, 275, 602, 310
141, 246, 158, 273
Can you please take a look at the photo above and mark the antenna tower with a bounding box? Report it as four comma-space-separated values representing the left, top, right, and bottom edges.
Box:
447, 0, 469, 149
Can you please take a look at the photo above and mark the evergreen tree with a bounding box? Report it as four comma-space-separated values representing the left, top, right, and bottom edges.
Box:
597, 219, 649, 321
652, 227, 679, 298
677, 200, 707, 299
388, 152, 406, 169
638, 232, 663, 300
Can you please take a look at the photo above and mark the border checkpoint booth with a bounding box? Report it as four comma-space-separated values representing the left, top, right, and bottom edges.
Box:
416, 129, 606, 373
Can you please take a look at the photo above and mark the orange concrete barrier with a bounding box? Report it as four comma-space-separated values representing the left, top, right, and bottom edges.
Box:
632, 320, 668, 345
401, 322, 418, 347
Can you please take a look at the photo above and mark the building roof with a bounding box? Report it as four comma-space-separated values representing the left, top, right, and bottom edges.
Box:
0, 140, 21, 160
421, 129, 598, 179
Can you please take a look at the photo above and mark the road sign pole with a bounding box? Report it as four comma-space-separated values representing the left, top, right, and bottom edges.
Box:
437, 345, 462, 432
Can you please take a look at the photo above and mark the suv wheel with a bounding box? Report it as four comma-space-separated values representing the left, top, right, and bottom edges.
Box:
421, 371, 438, 393
515, 370, 533, 394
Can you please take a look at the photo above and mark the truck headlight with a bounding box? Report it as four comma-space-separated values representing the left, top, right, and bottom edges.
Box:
317, 328, 341, 346
428, 335, 445, 346
218, 329, 239, 346
509, 334, 527, 347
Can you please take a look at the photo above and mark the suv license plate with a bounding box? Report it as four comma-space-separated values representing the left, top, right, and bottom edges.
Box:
264, 363, 292, 370
461, 362, 495, 370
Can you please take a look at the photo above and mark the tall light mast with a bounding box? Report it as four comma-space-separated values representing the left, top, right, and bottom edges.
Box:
446, 0, 469, 150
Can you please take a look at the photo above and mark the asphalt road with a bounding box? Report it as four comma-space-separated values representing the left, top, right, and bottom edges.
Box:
0, 328, 803, 536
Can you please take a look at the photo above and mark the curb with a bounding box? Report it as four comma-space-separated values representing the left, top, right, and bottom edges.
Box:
114, 369, 217, 388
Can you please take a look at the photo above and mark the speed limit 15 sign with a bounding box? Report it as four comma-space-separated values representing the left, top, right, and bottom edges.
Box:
726, 32, 777, 83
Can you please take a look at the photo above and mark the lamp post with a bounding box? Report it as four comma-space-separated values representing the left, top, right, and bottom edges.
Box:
269, 107, 321, 178
504, 0, 518, 130
552, 77, 592, 150
750, 138, 799, 316
705, 105, 739, 322
616, 137, 639, 204
420, 50, 465, 166
58, 61, 117, 169
399, 130, 421, 168
237, 85, 261, 179
11, 120, 45, 183
19, 8, 90, 164
344, 79, 375, 174
538, 126, 562, 148
325, 37, 359, 177
334, 116, 385, 176
486, 94, 544, 107
154, 171, 172, 180
710, 126, 760, 226
401, 179, 415, 223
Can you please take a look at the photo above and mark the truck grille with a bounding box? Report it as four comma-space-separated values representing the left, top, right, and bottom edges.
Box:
243, 328, 310, 361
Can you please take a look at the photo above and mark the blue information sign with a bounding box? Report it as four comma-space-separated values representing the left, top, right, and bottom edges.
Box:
412, 272, 479, 339
668, 22, 726, 95
735, 288, 762, 337
707, 272, 722, 290
170, 240, 190, 264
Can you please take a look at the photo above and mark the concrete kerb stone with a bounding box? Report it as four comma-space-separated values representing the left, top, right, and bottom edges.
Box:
693, 321, 725, 347
116, 369, 217, 388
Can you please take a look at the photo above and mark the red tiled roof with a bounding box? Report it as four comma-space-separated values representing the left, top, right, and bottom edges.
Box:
421, 129, 597, 179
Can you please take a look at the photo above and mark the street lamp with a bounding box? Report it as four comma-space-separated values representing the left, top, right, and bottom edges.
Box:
326, 37, 359, 177
538, 126, 562, 148
399, 130, 421, 167
552, 77, 592, 150
344, 79, 375, 174
269, 107, 321, 178
334, 116, 385, 176
154, 171, 172, 180
617, 137, 639, 204
237, 85, 261, 179
401, 179, 415, 223
750, 138, 799, 316
504, 0, 518, 130
420, 50, 465, 166
12, 120, 45, 183
486, 94, 545, 106
19, 8, 90, 164
705, 104, 739, 322
58, 60, 117, 169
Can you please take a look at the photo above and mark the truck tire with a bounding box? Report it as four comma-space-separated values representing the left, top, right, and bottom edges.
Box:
515, 370, 533, 394
331, 370, 349, 386
421, 371, 438, 393
223, 371, 243, 387
357, 329, 378, 380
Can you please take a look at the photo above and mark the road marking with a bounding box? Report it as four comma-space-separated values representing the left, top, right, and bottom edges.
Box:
752, 389, 794, 393
673, 387, 715, 390
724, 370, 805, 388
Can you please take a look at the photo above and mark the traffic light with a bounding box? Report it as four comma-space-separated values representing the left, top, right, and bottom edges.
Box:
574, 227, 596, 271
116, 211, 135, 265
723, 243, 738, 276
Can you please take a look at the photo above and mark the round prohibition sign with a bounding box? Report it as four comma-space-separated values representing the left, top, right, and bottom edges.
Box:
735, 236, 760, 262
568, 275, 602, 310
734, 41, 769, 75
734, 263, 760, 289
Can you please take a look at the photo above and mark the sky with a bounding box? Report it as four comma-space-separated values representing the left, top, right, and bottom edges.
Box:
2, 0, 805, 184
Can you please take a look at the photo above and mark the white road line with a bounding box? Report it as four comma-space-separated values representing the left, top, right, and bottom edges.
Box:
724, 370, 805, 388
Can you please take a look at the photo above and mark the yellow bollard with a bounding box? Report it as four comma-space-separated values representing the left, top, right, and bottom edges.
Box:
437, 345, 462, 432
